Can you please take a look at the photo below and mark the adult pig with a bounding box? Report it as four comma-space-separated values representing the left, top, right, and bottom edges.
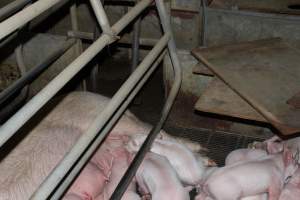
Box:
0, 92, 149, 199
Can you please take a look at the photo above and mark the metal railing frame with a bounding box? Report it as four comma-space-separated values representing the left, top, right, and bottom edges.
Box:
0, 0, 182, 199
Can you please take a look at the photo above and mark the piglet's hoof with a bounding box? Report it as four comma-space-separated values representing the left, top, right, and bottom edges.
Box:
141, 194, 151, 200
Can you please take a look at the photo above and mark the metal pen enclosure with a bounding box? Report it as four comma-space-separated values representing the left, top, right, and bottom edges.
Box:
0, 0, 182, 199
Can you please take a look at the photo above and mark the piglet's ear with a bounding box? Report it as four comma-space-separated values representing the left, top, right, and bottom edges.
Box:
267, 142, 284, 154
283, 147, 293, 167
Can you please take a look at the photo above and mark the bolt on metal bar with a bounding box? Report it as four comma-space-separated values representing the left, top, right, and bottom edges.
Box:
0, 0, 68, 41
0, 0, 152, 148
89, 0, 114, 36
50, 50, 167, 200
30, 32, 170, 200
109, 0, 182, 198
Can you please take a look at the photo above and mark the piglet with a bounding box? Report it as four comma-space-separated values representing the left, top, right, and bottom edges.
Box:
158, 130, 207, 153
127, 134, 205, 185
241, 194, 268, 200
279, 168, 300, 200
195, 193, 267, 200
101, 147, 140, 200
136, 153, 189, 200
63, 162, 108, 200
225, 148, 267, 166
201, 148, 298, 200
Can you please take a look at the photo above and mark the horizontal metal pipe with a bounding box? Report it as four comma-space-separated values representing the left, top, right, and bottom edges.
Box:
30, 32, 169, 199
29, 0, 71, 30
119, 36, 158, 46
0, 39, 76, 107
0, 0, 66, 41
67, 30, 94, 40
0, 0, 70, 49
0, 0, 32, 21
0, 0, 152, 147
111, 0, 151, 33
110, 0, 182, 198
50, 50, 167, 200
68, 30, 158, 46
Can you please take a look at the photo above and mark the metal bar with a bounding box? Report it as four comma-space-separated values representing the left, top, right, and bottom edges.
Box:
110, 0, 182, 198
67, 30, 94, 40
0, 0, 68, 41
0, 0, 71, 49
30, 32, 169, 200
0, 39, 76, 108
29, 0, 71, 30
131, 14, 141, 72
89, 0, 114, 35
0, 0, 152, 148
68, 30, 158, 46
70, 3, 83, 57
0, 43, 29, 123
120, 36, 158, 46
50, 50, 167, 200
111, 0, 152, 34
70, 3, 86, 91
0, 0, 32, 21
200, 0, 207, 47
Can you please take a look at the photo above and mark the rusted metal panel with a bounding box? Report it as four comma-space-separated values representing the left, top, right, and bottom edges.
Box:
192, 38, 300, 135
195, 78, 267, 122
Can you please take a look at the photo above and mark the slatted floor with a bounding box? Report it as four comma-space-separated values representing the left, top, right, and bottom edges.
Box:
164, 126, 265, 166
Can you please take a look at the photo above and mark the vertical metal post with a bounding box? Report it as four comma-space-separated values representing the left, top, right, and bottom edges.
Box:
131, 3, 141, 104
70, 3, 86, 91
109, 1, 182, 199
89, 0, 114, 35
201, 0, 207, 47
131, 8, 141, 72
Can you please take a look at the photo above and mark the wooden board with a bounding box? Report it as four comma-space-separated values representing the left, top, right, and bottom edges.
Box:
210, 0, 300, 15
193, 62, 214, 76
192, 38, 300, 135
195, 78, 266, 122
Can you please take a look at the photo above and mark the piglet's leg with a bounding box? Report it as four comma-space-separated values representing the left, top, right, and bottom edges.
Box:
268, 179, 282, 200
63, 193, 92, 200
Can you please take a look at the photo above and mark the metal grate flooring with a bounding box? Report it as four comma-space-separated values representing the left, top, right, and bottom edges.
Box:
164, 126, 265, 166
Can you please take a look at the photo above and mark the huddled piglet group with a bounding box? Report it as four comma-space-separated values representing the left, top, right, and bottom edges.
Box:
3, 91, 299, 200
196, 135, 300, 200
